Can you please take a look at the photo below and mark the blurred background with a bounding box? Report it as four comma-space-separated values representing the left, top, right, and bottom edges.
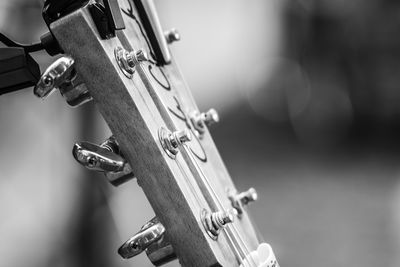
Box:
1, 0, 400, 266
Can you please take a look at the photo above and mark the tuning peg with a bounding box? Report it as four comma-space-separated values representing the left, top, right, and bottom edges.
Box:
114, 47, 148, 78
159, 128, 192, 158
164, 28, 180, 44
190, 108, 219, 136
118, 217, 176, 263
34, 55, 92, 107
237, 188, 258, 205
201, 209, 236, 239
228, 188, 258, 215
72, 136, 134, 186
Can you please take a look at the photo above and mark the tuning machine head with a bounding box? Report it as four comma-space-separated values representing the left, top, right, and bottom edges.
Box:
34, 55, 92, 107
118, 217, 177, 266
114, 47, 148, 78
159, 128, 192, 158
72, 136, 134, 186
190, 108, 219, 137
164, 28, 180, 44
228, 188, 258, 215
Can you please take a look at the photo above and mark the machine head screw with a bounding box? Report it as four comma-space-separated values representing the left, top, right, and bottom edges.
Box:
164, 28, 180, 44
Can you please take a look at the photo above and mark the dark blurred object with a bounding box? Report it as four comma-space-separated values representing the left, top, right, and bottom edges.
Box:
0, 47, 40, 94
42, 0, 89, 24
283, 0, 400, 146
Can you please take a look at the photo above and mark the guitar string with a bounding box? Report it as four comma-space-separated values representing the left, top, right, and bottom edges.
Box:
132, 59, 255, 266
183, 144, 258, 267
164, 144, 246, 264
160, 58, 258, 266
172, 144, 247, 265
181, 143, 249, 266
117, 11, 251, 264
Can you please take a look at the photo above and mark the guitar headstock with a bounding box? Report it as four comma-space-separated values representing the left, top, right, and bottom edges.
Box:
33, 1, 279, 266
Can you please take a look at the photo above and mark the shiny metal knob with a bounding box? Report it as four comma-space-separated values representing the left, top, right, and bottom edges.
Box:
34, 55, 92, 107
159, 127, 192, 158
73, 142, 125, 172
114, 47, 148, 78
190, 109, 219, 136
72, 136, 134, 186
134, 49, 149, 62
202, 109, 219, 126
229, 188, 258, 215
237, 187, 258, 205
164, 28, 180, 44
170, 129, 192, 148
201, 209, 236, 239
34, 56, 75, 98
118, 217, 166, 259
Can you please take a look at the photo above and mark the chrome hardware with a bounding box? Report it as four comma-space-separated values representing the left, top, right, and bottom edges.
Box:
114, 47, 148, 78
238, 188, 258, 205
190, 108, 219, 136
34, 56, 74, 98
118, 217, 167, 259
159, 127, 192, 158
72, 136, 134, 186
34, 55, 92, 107
164, 28, 180, 44
201, 209, 236, 239
135, 49, 149, 62
240, 243, 280, 267
228, 188, 258, 215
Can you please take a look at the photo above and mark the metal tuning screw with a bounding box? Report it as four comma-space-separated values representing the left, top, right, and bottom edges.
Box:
164, 28, 180, 44
190, 108, 219, 136
118, 217, 176, 266
237, 187, 258, 205
34, 56, 92, 107
72, 136, 134, 186
201, 209, 236, 239
159, 127, 192, 158
228, 188, 258, 215
114, 46, 148, 78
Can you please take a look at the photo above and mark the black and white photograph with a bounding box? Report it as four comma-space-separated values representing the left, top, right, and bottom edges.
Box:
1, 0, 400, 266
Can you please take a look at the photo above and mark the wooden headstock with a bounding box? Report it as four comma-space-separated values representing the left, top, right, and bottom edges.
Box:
41, 0, 279, 266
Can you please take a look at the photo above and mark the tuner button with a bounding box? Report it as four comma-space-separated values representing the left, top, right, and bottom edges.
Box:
72, 141, 125, 172
159, 127, 192, 158
201, 209, 236, 239
228, 188, 258, 215
190, 108, 219, 137
34, 55, 92, 107
34, 56, 75, 98
238, 187, 258, 205
72, 136, 134, 186
170, 129, 192, 148
118, 217, 166, 259
114, 47, 148, 78
134, 49, 149, 62
202, 108, 219, 126
164, 28, 180, 44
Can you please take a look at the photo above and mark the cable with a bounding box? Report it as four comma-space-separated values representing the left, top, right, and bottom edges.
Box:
0, 32, 44, 52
